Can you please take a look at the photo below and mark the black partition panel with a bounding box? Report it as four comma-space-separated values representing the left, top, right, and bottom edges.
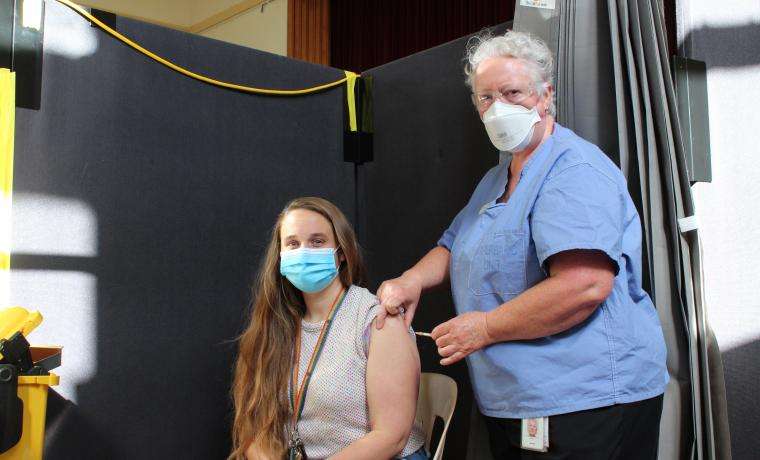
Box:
11, 2, 352, 459
362, 24, 509, 459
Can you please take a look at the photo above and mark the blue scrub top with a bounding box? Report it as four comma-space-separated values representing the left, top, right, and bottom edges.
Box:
438, 124, 668, 419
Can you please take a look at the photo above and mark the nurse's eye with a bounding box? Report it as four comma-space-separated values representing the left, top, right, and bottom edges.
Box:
286, 240, 299, 248
311, 238, 325, 247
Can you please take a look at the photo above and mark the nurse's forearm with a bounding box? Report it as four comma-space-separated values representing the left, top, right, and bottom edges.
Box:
403, 246, 451, 292
484, 269, 611, 341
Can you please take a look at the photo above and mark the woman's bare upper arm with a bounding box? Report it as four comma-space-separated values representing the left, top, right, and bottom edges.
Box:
365, 313, 420, 437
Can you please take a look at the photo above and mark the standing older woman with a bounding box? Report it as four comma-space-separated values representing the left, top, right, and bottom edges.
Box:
376, 31, 668, 459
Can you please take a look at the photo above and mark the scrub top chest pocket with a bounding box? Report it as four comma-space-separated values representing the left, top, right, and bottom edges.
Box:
468, 229, 528, 297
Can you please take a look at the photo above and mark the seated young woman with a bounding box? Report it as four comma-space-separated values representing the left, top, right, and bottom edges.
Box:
229, 197, 427, 460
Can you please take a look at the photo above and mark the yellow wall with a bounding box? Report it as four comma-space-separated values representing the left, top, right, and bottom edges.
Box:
76, 0, 288, 56
76, 0, 194, 29
197, 0, 288, 56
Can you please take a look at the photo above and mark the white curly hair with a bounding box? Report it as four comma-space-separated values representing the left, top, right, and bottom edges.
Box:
464, 30, 556, 116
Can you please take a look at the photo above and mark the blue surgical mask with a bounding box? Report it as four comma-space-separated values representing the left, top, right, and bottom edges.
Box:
280, 247, 339, 293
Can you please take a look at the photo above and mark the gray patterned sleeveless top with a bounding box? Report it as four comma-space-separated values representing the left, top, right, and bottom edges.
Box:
293, 285, 426, 459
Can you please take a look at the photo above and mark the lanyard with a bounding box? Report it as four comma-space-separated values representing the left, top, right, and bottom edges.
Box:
289, 287, 346, 429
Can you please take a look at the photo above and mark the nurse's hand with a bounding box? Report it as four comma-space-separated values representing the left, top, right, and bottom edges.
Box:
376, 273, 422, 329
431, 312, 493, 365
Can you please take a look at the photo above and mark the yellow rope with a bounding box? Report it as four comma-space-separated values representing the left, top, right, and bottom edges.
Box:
55, 0, 358, 97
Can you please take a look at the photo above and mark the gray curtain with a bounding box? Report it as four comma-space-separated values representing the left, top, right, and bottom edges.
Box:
513, 1, 731, 459
606, 0, 730, 459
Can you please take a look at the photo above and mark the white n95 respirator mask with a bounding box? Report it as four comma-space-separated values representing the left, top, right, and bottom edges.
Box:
482, 101, 541, 153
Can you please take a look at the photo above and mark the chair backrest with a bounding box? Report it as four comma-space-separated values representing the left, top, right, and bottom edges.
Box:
415, 372, 458, 460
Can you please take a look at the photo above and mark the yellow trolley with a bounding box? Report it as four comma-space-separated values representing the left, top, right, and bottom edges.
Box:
0, 307, 61, 460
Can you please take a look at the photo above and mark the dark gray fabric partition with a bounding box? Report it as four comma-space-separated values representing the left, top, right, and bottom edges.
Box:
361, 25, 509, 460
11, 2, 352, 458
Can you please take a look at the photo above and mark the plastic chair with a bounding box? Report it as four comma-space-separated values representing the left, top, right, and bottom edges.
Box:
415, 372, 457, 460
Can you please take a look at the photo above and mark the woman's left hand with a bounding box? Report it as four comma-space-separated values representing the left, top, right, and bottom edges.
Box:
431, 312, 493, 365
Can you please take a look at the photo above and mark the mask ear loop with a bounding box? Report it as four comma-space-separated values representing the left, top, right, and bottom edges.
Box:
335, 246, 346, 266
538, 82, 552, 117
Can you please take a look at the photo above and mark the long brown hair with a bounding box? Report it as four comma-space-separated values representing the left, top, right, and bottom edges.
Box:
229, 197, 366, 459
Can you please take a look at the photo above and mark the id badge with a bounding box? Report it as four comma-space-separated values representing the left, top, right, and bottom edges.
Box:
520, 417, 549, 452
